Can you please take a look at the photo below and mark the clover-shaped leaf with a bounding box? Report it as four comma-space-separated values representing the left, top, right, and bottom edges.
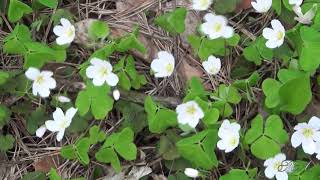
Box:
116, 29, 146, 53
158, 130, 181, 160
0, 134, 15, 152
262, 78, 282, 108
176, 129, 218, 169
0, 105, 11, 129
8, 0, 32, 23
244, 115, 288, 160
3, 24, 32, 55
89, 126, 106, 144
88, 20, 110, 40
95, 128, 137, 172
155, 8, 187, 34
37, 0, 58, 8
220, 169, 250, 180
144, 96, 177, 133
76, 83, 114, 120
243, 37, 273, 65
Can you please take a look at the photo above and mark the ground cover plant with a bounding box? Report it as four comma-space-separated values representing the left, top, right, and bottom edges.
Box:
1, 0, 320, 179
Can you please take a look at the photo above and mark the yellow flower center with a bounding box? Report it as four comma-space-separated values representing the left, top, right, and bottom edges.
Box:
99, 67, 109, 77
274, 161, 281, 171
209, 67, 218, 74
166, 63, 174, 74
213, 23, 222, 32
277, 31, 284, 40
59, 118, 69, 129
186, 105, 197, 115
229, 136, 237, 146
66, 28, 74, 38
302, 128, 314, 138
200, 0, 209, 7
35, 75, 45, 85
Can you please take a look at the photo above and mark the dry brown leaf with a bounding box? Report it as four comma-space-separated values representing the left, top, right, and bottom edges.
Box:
116, 0, 148, 12
178, 58, 203, 82
236, 0, 252, 11
152, 174, 168, 180
33, 156, 57, 173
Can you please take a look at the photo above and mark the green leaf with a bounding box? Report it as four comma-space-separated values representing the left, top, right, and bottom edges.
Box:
0, 71, 10, 85
176, 129, 218, 169
144, 96, 157, 115
116, 32, 146, 53
8, 0, 32, 22
88, 20, 110, 40
264, 115, 289, 144
118, 71, 131, 90
21, 171, 46, 180
75, 83, 113, 119
262, 78, 282, 108
0, 105, 11, 129
217, 84, 241, 104
299, 26, 320, 71
75, 138, 91, 165
220, 169, 250, 180
49, 168, 61, 180
37, 0, 58, 8
89, 126, 106, 144
244, 115, 263, 144
3, 24, 32, 55
203, 108, 220, 126
279, 76, 312, 115
0, 134, 15, 152
272, 0, 282, 15
60, 145, 77, 160
115, 100, 147, 133
250, 135, 281, 160
154, 8, 187, 34
158, 130, 181, 160
95, 147, 121, 172
214, 0, 239, 14
26, 107, 46, 134
243, 45, 262, 65
114, 128, 137, 160
226, 33, 240, 46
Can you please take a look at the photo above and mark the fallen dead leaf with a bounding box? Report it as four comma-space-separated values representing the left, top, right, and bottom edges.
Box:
102, 166, 152, 180
177, 57, 203, 82
33, 156, 57, 173
152, 174, 168, 180
236, 0, 252, 12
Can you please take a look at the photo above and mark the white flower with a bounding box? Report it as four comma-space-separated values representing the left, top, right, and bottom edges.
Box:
217, 120, 240, 153
176, 101, 204, 128
151, 51, 175, 78
200, 13, 234, 40
184, 168, 199, 178
289, 0, 303, 6
57, 95, 71, 103
45, 107, 77, 141
291, 116, 320, 155
202, 55, 221, 75
86, 58, 119, 87
192, 0, 213, 11
53, 18, 75, 45
25, 67, 57, 98
36, 125, 47, 138
293, 5, 316, 25
264, 153, 290, 180
262, 19, 285, 49
113, 89, 120, 101
251, 0, 272, 13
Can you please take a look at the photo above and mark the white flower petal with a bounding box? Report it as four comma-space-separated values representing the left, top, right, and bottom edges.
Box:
53, 25, 64, 36
301, 139, 316, 154
275, 172, 288, 180
263, 28, 275, 40
264, 166, 276, 179
60, 18, 72, 27
92, 77, 106, 86
106, 73, 119, 87
86, 66, 99, 79
57, 95, 71, 103
222, 26, 234, 38
308, 116, 320, 130
36, 125, 47, 138
291, 131, 303, 148
45, 120, 60, 132
53, 108, 65, 122
56, 130, 65, 142
113, 89, 120, 101
217, 139, 227, 151
25, 67, 40, 81
56, 36, 68, 45
66, 107, 77, 121
184, 168, 199, 178
38, 88, 50, 98
274, 153, 286, 161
